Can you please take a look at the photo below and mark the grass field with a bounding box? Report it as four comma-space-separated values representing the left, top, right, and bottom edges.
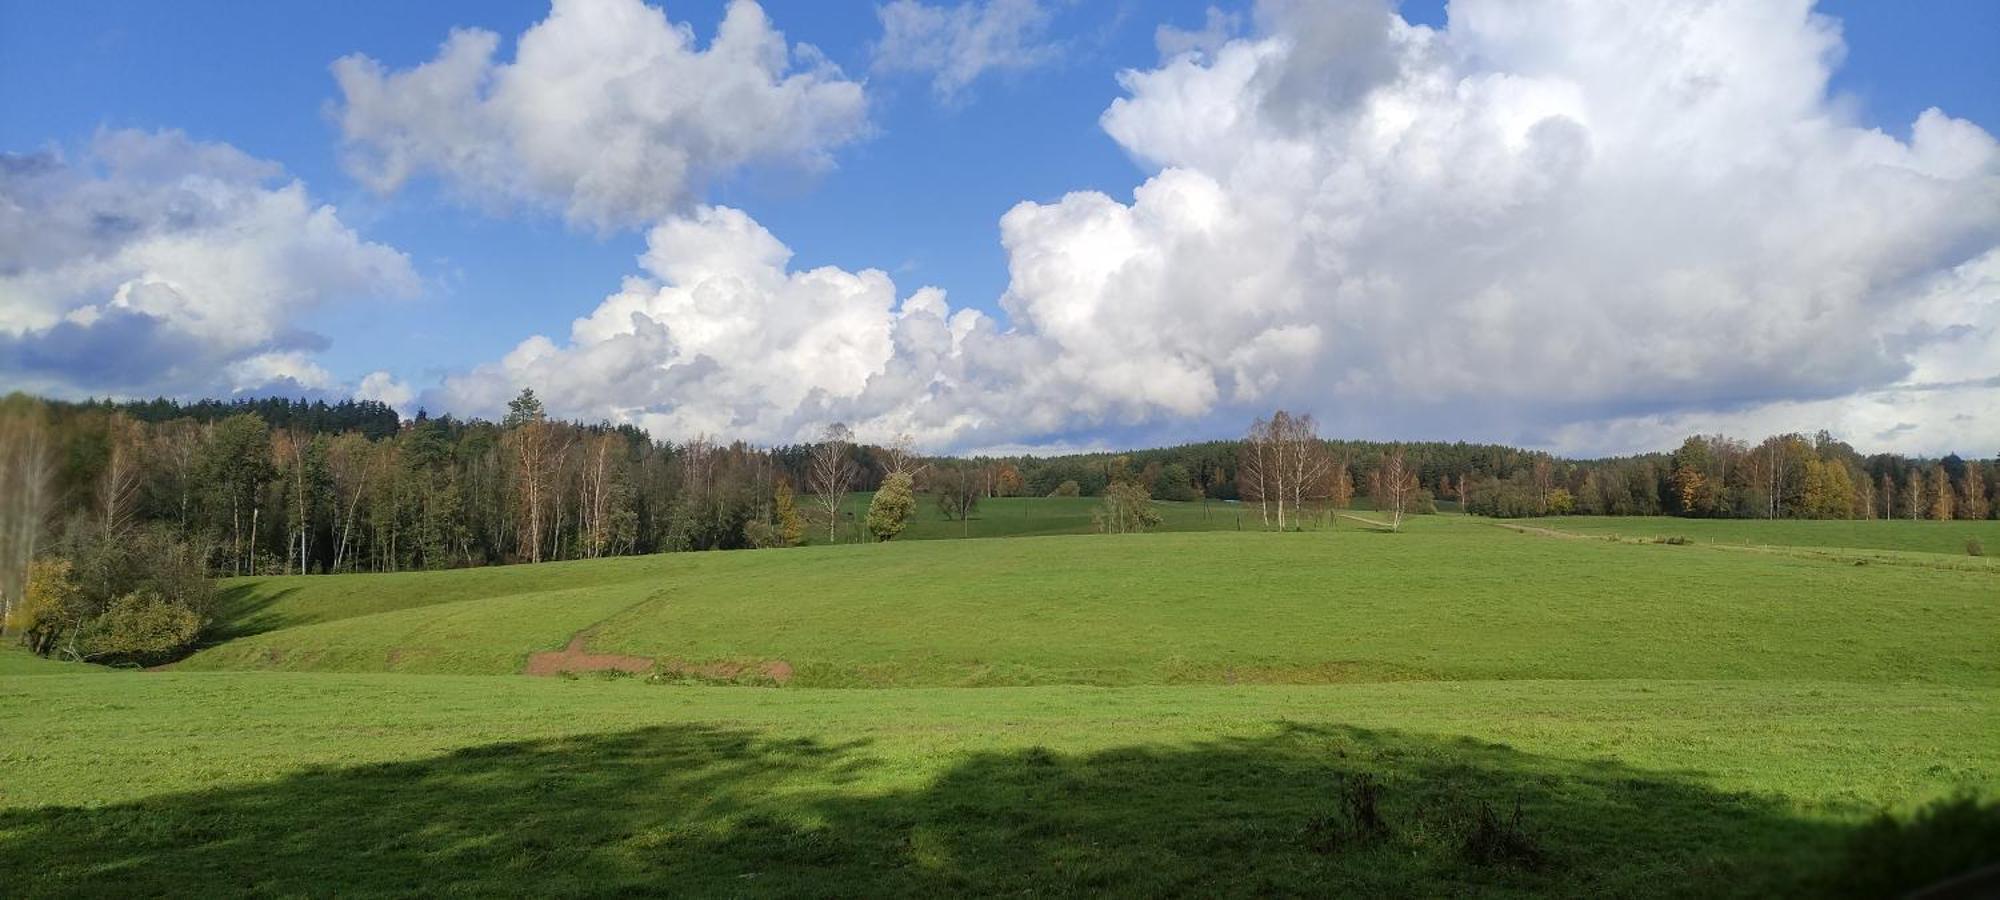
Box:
1533, 515, 2000, 556
4, 509, 1997, 896
810, 493, 1259, 542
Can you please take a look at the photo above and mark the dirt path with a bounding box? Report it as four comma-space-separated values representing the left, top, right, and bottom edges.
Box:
1486, 521, 1593, 540
521, 590, 796, 683
1335, 512, 1397, 530
522, 628, 655, 676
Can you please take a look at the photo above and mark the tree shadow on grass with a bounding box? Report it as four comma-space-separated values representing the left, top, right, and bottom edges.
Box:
1, 722, 1989, 898
198, 583, 304, 644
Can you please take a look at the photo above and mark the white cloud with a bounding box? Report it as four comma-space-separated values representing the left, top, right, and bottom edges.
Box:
1156, 6, 1242, 61
428, 206, 980, 445
332, 0, 868, 230
433, 0, 1999, 456
999, 0, 1998, 453
355, 370, 418, 412
0, 129, 417, 399
872, 0, 1058, 101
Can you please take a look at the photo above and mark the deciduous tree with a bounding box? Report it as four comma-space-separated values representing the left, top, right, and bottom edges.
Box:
866, 471, 916, 541
808, 423, 859, 543
1371, 447, 1419, 532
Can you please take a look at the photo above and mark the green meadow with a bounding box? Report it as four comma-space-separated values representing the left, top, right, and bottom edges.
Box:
4, 511, 1997, 896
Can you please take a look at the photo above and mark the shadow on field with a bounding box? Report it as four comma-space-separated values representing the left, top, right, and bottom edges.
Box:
200, 584, 304, 643
2, 723, 1991, 898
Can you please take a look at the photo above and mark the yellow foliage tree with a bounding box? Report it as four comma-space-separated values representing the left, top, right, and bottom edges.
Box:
1930, 465, 1955, 521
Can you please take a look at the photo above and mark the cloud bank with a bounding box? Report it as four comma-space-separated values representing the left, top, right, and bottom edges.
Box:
332, 0, 868, 230
433, 0, 1997, 455
0, 130, 416, 399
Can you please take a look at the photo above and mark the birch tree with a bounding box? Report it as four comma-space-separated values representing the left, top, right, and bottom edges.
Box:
1371, 446, 1419, 532
0, 400, 54, 636
807, 423, 858, 543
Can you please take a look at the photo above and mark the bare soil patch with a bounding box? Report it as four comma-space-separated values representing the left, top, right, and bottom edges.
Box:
523, 631, 654, 677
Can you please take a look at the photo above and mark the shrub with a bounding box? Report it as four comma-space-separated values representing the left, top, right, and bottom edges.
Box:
1049, 480, 1081, 498
82, 591, 203, 665
16, 559, 85, 657
1969, 538, 1985, 557
1657, 535, 1693, 545
742, 520, 781, 549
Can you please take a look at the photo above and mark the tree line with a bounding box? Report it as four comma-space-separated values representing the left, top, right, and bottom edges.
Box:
4, 389, 1994, 661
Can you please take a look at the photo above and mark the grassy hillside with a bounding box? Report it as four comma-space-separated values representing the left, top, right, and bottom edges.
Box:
4, 673, 1994, 897
179, 516, 2000, 686
1534, 515, 2000, 556
7, 515, 1997, 896
809, 493, 1258, 542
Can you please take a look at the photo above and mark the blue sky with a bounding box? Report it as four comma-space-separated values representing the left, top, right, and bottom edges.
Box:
2, 1, 1996, 454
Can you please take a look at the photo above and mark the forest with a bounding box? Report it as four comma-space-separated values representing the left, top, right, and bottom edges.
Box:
4, 391, 1994, 580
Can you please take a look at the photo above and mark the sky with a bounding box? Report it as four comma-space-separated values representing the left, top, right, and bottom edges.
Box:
1, 0, 1996, 458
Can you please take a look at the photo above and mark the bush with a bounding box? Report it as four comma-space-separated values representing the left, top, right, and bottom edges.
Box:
82, 591, 203, 665
30, 524, 215, 662
743, 520, 781, 549
1049, 480, 1081, 498
1969, 538, 1985, 557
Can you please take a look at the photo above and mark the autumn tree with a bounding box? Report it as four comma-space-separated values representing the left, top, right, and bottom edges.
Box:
772, 481, 805, 546
1331, 458, 1355, 509
1239, 410, 1328, 530
504, 388, 572, 563
1959, 463, 1990, 520
1371, 446, 1419, 532
0, 398, 54, 635
95, 413, 143, 537
1929, 464, 1954, 521
807, 423, 859, 543
934, 465, 982, 536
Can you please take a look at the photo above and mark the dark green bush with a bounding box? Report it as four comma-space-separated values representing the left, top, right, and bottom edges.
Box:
82, 591, 203, 665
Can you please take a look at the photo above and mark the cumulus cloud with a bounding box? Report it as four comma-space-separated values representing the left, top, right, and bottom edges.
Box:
332, 0, 868, 230
1003, 0, 1998, 453
872, 0, 1058, 101
0, 130, 417, 399
355, 370, 418, 412
436, 0, 1999, 455
427, 206, 995, 446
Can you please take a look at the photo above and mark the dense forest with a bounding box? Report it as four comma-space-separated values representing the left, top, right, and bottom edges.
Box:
3, 391, 1994, 579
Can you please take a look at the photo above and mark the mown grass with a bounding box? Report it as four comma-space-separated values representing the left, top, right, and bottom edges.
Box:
0, 645, 102, 676
180, 517, 1999, 686
809, 493, 1262, 543
2, 673, 1994, 897
5, 514, 1997, 896
1535, 515, 2000, 556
